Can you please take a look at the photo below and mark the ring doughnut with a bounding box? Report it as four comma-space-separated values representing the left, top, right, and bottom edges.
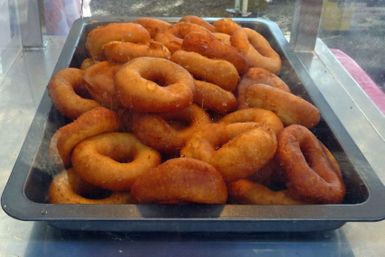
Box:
51, 107, 120, 167
231, 28, 282, 73
132, 104, 211, 153
181, 123, 277, 181
83, 61, 121, 109
131, 158, 228, 204
133, 17, 172, 38
80, 58, 95, 70
86, 22, 151, 60
220, 108, 284, 135
193, 80, 237, 113
180, 15, 216, 32
103, 40, 171, 63
213, 32, 231, 45
229, 179, 304, 205
238, 83, 320, 128
155, 22, 209, 53
182, 30, 249, 74
239, 67, 290, 93
115, 57, 194, 112
48, 68, 100, 119
213, 18, 241, 35
171, 50, 239, 91
49, 169, 132, 204
277, 124, 346, 203
72, 132, 161, 191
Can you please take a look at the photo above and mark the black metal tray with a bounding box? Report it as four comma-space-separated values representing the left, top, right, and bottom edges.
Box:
2, 17, 385, 232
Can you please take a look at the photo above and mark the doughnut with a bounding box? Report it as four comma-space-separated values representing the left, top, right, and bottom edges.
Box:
238, 83, 320, 128
131, 158, 228, 204
277, 124, 346, 203
49, 169, 132, 204
132, 104, 211, 153
231, 28, 281, 73
51, 107, 120, 167
85, 22, 151, 60
155, 22, 209, 53
115, 57, 195, 112
48, 68, 100, 119
180, 15, 216, 32
229, 179, 304, 205
133, 17, 172, 38
182, 30, 249, 74
213, 32, 231, 45
80, 58, 95, 70
83, 61, 121, 109
181, 123, 277, 181
171, 50, 239, 91
72, 132, 161, 191
238, 67, 290, 93
193, 80, 237, 113
103, 40, 171, 63
220, 108, 284, 135
213, 18, 241, 35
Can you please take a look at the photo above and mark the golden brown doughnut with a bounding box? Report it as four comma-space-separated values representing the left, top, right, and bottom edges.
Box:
213, 18, 242, 35
48, 68, 100, 119
85, 22, 151, 60
229, 179, 305, 205
115, 57, 195, 112
133, 17, 172, 38
238, 83, 320, 128
171, 50, 239, 91
103, 40, 171, 63
231, 28, 282, 73
49, 169, 132, 204
193, 80, 237, 113
180, 15, 216, 32
238, 67, 290, 93
131, 158, 228, 204
181, 123, 277, 181
277, 125, 346, 203
72, 132, 161, 191
220, 108, 284, 135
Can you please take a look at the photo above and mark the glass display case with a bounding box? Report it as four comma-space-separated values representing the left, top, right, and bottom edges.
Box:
0, 0, 384, 256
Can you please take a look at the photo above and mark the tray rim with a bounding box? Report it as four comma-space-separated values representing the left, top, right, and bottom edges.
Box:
2, 16, 385, 231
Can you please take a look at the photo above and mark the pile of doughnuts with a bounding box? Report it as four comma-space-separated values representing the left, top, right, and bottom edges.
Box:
48, 16, 346, 205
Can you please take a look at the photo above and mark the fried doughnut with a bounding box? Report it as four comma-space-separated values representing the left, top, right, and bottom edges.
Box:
48, 68, 100, 119
131, 158, 228, 204
231, 28, 281, 73
51, 107, 120, 167
83, 61, 121, 109
115, 57, 194, 112
181, 123, 277, 181
171, 50, 239, 91
213, 18, 241, 35
86, 22, 151, 60
80, 58, 95, 70
182, 30, 249, 74
277, 125, 346, 203
220, 108, 284, 135
155, 22, 209, 53
103, 40, 171, 63
49, 169, 131, 204
72, 132, 161, 191
229, 179, 304, 205
133, 17, 172, 38
213, 32, 231, 45
238, 83, 320, 128
239, 67, 290, 93
132, 104, 211, 153
180, 15, 216, 32
194, 80, 237, 113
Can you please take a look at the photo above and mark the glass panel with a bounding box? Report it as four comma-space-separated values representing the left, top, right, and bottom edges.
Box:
0, 0, 21, 83
319, 0, 385, 109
